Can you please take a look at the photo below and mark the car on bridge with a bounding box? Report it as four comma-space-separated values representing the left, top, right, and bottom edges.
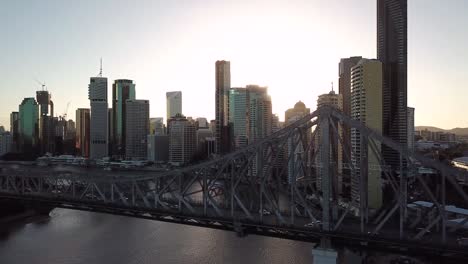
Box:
304, 220, 321, 228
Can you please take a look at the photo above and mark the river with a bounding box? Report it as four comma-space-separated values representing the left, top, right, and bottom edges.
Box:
0, 209, 317, 264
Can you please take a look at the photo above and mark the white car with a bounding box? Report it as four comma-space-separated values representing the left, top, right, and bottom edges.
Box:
259, 209, 271, 215
304, 220, 321, 227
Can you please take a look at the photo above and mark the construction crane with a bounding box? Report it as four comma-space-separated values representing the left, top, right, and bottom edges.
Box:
62, 102, 71, 120
34, 79, 47, 91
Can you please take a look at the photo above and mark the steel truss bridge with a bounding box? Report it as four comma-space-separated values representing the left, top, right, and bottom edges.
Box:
1, 106, 468, 260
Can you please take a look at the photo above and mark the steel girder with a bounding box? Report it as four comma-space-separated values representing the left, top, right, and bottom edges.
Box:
1, 106, 468, 254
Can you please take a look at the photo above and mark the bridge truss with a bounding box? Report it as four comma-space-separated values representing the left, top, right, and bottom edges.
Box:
1, 106, 468, 259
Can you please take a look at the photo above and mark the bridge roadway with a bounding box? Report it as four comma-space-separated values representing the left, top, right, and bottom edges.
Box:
0, 165, 467, 260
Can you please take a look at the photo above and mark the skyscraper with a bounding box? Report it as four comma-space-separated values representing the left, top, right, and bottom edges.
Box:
10, 112, 19, 152
339, 56, 363, 188
112, 79, 136, 157
166, 91, 182, 122
36, 90, 52, 117
125, 100, 149, 160
215, 60, 231, 154
19, 98, 39, 154
247, 85, 272, 143
246, 85, 272, 177
168, 114, 196, 165
229, 88, 248, 149
36, 90, 55, 155
407, 107, 415, 153
76, 108, 90, 157
350, 59, 383, 210
89, 76, 108, 159
377, 0, 408, 169
316, 91, 343, 196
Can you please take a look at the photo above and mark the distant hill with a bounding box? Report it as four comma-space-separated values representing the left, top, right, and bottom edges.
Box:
415, 126, 446, 132
416, 126, 468, 136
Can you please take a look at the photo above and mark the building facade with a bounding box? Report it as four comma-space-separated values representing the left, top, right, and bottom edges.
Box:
112, 79, 136, 157
150, 117, 165, 135
166, 91, 182, 122
36, 90, 55, 155
125, 100, 149, 160
168, 114, 196, 166
246, 85, 272, 177
75, 108, 90, 157
229, 88, 248, 149
10, 112, 19, 152
89, 76, 109, 159
147, 134, 169, 162
19, 98, 39, 154
196, 118, 208, 129
316, 92, 343, 195
407, 107, 415, 153
0, 132, 12, 157
339, 56, 363, 191
215, 60, 231, 154
247, 85, 272, 143
350, 59, 383, 210
378, 0, 408, 169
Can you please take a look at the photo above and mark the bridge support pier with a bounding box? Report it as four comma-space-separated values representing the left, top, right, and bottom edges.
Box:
312, 248, 337, 264
312, 238, 337, 264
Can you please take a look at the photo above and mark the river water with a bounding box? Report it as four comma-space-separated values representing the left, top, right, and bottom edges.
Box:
0, 209, 317, 264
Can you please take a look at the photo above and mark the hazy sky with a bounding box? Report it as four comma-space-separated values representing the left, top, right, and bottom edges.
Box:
1, 0, 467, 129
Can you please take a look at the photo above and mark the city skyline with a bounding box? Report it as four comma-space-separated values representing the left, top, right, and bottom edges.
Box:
3, 1, 468, 262
1, 0, 468, 130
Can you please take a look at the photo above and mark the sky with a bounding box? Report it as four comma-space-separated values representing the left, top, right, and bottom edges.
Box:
1, 0, 467, 130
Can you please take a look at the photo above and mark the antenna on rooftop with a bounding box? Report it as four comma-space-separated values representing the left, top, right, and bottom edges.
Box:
98, 58, 103, 77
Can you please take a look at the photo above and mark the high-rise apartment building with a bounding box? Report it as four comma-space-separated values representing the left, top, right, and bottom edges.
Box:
339, 56, 363, 187
89, 76, 108, 159
168, 114, 196, 166
247, 85, 272, 143
229, 88, 248, 149
316, 91, 343, 195
76, 108, 90, 157
407, 107, 415, 153
215, 60, 231, 154
125, 100, 149, 160
378, 0, 408, 169
350, 59, 383, 210
112, 79, 136, 157
246, 85, 272, 177
166, 91, 182, 122
19, 98, 39, 154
